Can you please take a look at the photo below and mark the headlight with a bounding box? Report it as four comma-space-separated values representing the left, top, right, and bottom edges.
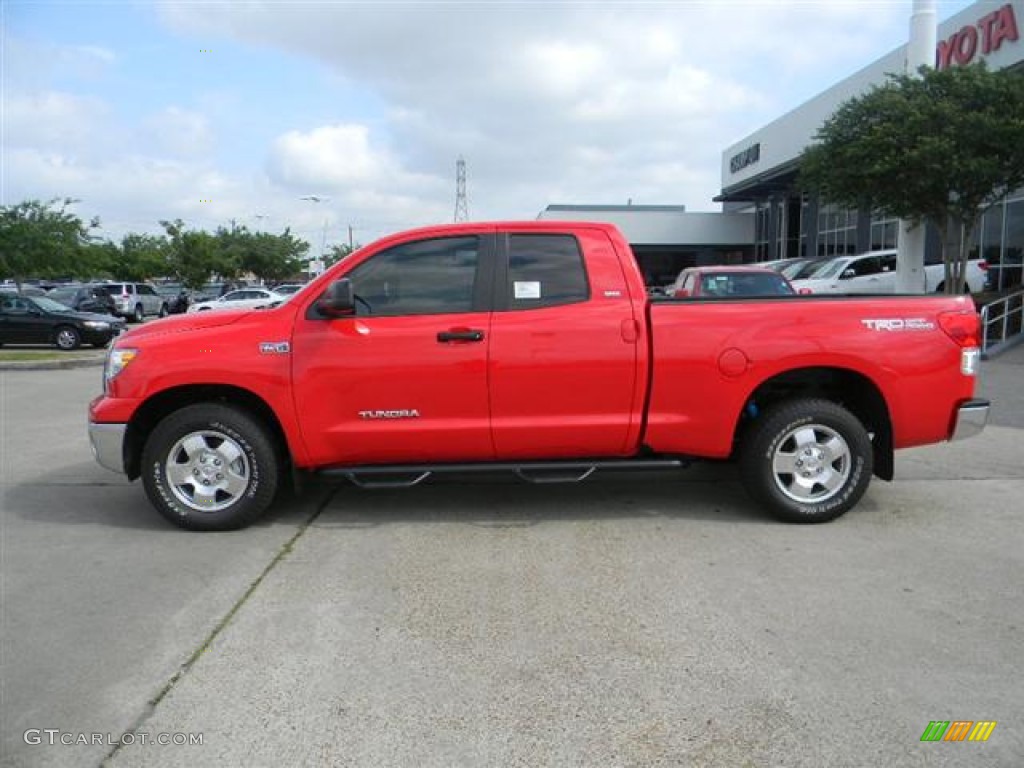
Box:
83, 321, 110, 330
105, 347, 139, 386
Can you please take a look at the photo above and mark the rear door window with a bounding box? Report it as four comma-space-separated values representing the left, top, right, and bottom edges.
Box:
505, 234, 589, 310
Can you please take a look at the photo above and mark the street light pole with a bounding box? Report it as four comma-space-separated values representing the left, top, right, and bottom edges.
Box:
300, 196, 330, 277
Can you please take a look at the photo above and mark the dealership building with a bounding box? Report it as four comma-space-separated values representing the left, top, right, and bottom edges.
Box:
537, 204, 754, 286
717, 0, 1023, 291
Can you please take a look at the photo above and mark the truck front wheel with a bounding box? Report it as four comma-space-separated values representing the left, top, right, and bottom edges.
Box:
740, 399, 872, 524
141, 404, 279, 530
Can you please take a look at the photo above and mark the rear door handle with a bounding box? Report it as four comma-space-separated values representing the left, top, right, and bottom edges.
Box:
437, 329, 484, 343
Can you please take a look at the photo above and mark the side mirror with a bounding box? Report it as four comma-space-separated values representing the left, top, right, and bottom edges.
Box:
317, 278, 356, 317
675, 288, 690, 298
841, 268, 856, 279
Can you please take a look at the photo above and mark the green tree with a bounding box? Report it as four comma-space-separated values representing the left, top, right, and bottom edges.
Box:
116, 233, 171, 280
80, 240, 122, 279
161, 219, 221, 289
0, 198, 98, 287
214, 223, 309, 283
800, 62, 1024, 293
247, 228, 309, 282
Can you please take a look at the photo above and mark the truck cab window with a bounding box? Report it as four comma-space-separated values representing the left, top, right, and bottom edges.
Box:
346, 236, 480, 316
507, 234, 589, 309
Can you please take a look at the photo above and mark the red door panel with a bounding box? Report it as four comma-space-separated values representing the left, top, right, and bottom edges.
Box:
488, 230, 642, 459
291, 313, 492, 465
289, 231, 495, 466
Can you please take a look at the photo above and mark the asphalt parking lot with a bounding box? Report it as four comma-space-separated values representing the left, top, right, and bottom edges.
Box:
1, 350, 1022, 767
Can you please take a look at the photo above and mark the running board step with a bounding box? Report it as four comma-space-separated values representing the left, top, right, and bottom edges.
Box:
320, 458, 690, 489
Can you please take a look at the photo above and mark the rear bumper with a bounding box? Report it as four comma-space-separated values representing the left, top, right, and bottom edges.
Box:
951, 399, 990, 442
89, 422, 127, 474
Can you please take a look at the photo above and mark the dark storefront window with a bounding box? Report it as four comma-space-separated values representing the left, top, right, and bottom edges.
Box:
981, 205, 1004, 263
755, 204, 771, 261
817, 204, 858, 257
869, 214, 899, 251
1001, 197, 1024, 291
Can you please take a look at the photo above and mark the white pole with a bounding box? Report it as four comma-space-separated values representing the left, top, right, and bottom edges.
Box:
895, 0, 936, 293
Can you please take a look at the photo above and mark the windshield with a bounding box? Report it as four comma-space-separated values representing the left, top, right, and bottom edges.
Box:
806, 259, 848, 279
699, 272, 794, 297
33, 296, 75, 312
782, 259, 821, 279
47, 289, 78, 303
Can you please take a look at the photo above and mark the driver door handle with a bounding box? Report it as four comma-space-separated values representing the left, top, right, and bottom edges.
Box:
437, 329, 484, 343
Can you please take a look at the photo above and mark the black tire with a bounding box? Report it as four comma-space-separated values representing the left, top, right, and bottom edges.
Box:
740, 398, 872, 524
935, 282, 972, 295
158, 303, 169, 318
141, 404, 279, 530
54, 325, 81, 351
133, 304, 144, 323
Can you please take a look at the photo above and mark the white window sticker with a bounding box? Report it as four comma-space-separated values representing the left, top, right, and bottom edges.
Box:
513, 281, 541, 300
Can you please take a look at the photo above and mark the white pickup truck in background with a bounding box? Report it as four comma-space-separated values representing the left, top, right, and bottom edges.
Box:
790, 249, 987, 295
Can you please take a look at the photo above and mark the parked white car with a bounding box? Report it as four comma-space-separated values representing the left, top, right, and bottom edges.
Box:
791, 250, 987, 295
187, 288, 286, 313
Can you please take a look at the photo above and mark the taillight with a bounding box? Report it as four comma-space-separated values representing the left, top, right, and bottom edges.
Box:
978, 260, 988, 272
938, 310, 981, 376
798, 288, 813, 295
938, 310, 980, 347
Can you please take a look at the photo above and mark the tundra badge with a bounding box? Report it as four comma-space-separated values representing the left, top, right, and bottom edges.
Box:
359, 410, 421, 419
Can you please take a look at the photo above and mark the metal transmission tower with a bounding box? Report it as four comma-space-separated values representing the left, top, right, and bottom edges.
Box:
453, 156, 469, 222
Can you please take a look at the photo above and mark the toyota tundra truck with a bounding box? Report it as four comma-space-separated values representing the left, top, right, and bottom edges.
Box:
88, 221, 990, 530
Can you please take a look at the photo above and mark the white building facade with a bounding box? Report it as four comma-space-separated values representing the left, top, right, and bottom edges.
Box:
717, 0, 1024, 292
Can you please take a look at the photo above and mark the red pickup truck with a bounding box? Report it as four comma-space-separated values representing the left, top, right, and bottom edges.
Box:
88, 221, 989, 530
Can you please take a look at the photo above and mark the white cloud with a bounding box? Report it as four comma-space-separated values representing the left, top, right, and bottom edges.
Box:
142, 107, 215, 158
268, 124, 397, 188
156, 0, 901, 222
3, 91, 114, 156
8, 1, 974, 246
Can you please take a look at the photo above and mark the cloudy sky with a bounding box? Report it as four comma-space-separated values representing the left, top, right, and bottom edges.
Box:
4, 0, 975, 250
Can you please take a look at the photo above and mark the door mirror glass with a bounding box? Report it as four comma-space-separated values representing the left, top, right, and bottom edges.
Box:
318, 278, 356, 317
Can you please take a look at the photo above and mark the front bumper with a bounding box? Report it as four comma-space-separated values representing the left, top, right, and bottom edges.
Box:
81, 327, 122, 347
89, 422, 127, 474
951, 399, 990, 442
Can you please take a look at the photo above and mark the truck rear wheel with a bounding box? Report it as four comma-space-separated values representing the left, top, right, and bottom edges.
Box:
141, 404, 279, 530
740, 399, 872, 523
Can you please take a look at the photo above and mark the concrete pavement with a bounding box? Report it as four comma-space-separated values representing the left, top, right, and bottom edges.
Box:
978, 338, 1024, 429
1, 360, 1021, 768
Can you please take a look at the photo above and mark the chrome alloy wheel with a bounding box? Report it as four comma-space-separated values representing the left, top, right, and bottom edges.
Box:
55, 328, 79, 350
164, 430, 251, 512
770, 424, 851, 503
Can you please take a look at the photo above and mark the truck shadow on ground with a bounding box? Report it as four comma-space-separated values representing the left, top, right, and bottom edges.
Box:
3, 462, 328, 531
7, 461, 783, 530
311, 463, 776, 529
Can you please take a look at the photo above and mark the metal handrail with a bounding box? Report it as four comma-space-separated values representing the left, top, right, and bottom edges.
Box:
980, 288, 1024, 355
